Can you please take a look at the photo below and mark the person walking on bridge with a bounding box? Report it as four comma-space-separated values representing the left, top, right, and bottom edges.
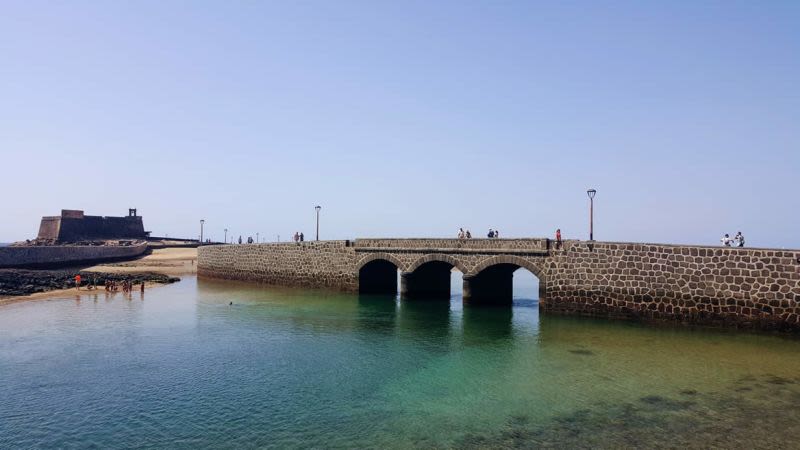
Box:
734, 231, 745, 247
556, 229, 562, 249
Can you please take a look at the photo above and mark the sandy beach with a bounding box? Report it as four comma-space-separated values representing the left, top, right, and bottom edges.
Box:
86, 247, 198, 276
0, 247, 197, 306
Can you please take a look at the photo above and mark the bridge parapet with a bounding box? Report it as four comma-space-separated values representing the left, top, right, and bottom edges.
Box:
353, 238, 550, 255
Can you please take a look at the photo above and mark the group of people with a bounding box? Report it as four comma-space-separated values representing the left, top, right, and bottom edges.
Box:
293, 232, 305, 242
456, 228, 503, 239
104, 279, 143, 293
73, 274, 145, 293
720, 231, 745, 247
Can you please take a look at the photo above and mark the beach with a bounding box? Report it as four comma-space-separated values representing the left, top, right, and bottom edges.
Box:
0, 247, 197, 306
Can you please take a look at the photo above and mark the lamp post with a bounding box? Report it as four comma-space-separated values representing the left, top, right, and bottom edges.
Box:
586, 189, 596, 241
315, 205, 322, 241
200, 219, 205, 244
224, 228, 228, 244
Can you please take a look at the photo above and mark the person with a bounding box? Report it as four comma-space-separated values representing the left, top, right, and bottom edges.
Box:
140, 281, 145, 293
238, 236, 242, 245
720, 234, 731, 246
458, 228, 465, 239
494, 229, 499, 238
300, 232, 304, 242
734, 231, 745, 247
293, 232, 299, 243
465, 230, 472, 239
74, 274, 81, 290
556, 228, 562, 249
487, 229, 494, 238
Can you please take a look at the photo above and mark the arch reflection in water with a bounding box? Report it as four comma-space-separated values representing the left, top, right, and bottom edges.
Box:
356, 293, 399, 335
396, 298, 453, 344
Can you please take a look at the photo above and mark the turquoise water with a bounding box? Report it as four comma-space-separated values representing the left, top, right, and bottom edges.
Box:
2, 274, 800, 449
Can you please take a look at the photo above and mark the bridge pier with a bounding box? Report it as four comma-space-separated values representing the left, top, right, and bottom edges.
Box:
400, 261, 452, 299
462, 264, 516, 306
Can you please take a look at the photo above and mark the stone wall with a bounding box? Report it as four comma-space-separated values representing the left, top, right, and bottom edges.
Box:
540, 241, 800, 332
0, 242, 148, 268
197, 239, 800, 332
198, 241, 359, 291
37, 217, 61, 240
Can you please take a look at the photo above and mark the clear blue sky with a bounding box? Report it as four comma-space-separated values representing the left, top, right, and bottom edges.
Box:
1, 1, 798, 247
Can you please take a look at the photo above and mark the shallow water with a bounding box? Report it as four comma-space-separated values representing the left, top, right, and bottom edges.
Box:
1, 275, 799, 449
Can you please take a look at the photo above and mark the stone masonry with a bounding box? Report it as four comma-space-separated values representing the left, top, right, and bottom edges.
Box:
198, 239, 800, 332
0, 242, 148, 268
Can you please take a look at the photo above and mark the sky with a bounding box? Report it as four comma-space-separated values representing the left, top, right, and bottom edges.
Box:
1, 1, 798, 247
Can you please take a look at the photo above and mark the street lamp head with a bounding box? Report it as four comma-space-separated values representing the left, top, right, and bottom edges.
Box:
200, 219, 205, 224
315, 205, 321, 212
587, 189, 596, 199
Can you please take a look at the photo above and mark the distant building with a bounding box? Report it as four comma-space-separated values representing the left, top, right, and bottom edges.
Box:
37, 209, 150, 242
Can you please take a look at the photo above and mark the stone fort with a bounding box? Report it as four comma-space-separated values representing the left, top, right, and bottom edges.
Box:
37, 209, 149, 242
198, 238, 800, 333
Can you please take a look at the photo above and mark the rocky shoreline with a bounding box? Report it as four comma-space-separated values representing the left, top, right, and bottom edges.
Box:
0, 269, 179, 297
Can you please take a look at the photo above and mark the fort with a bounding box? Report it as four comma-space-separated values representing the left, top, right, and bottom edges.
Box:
198, 238, 800, 332
37, 209, 148, 243
0, 209, 151, 268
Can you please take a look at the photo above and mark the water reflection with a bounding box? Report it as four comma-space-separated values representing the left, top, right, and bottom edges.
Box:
356, 294, 397, 335
4, 276, 798, 448
462, 306, 514, 345
397, 298, 453, 345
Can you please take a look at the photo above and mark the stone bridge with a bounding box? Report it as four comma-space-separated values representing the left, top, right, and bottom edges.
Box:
198, 238, 800, 332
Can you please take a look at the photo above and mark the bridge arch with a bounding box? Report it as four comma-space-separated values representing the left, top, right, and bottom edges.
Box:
464, 255, 546, 305
467, 255, 545, 279
406, 254, 469, 274
357, 253, 404, 295
356, 253, 407, 272
401, 254, 468, 300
